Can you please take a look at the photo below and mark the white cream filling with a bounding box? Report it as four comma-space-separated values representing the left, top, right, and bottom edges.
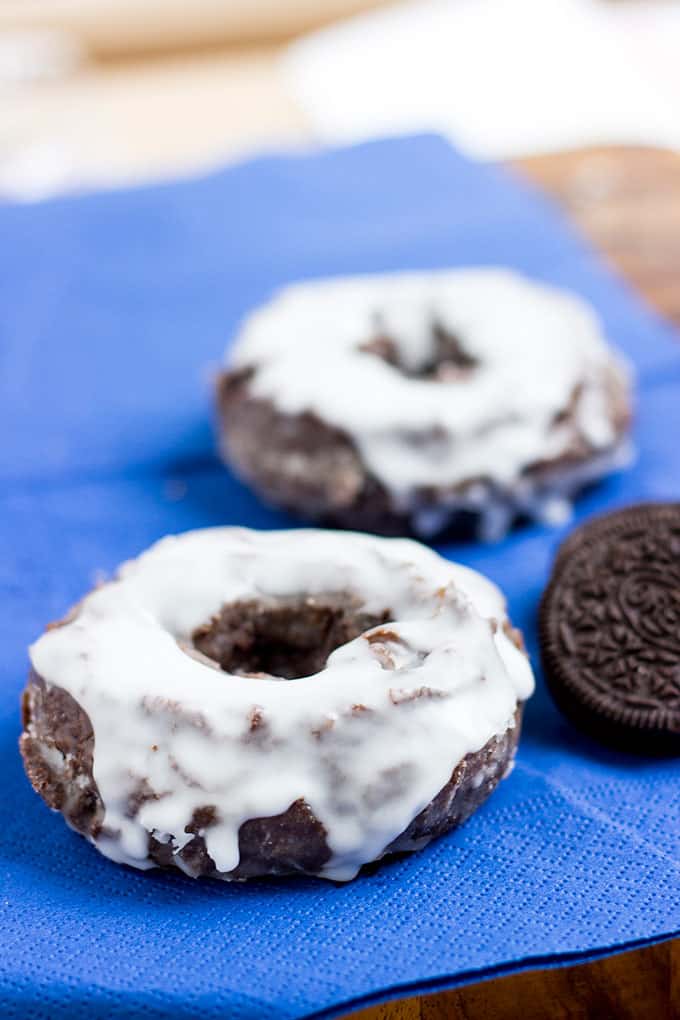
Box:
30, 528, 535, 881
228, 268, 632, 506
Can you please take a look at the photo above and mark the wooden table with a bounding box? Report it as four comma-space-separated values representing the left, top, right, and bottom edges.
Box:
515, 146, 680, 329
360, 140, 680, 1018
354, 941, 677, 1019
352, 145, 680, 1018
2, 26, 678, 1020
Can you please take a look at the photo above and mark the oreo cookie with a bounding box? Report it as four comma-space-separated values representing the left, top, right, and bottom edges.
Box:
539, 503, 680, 754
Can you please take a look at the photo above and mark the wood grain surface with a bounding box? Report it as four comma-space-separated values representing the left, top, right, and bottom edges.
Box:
347, 146, 680, 1019
353, 940, 678, 1019
514, 147, 680, 328
346, 144, 680, 1020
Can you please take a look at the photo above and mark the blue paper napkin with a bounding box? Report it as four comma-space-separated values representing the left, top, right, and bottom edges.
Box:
1, 135, 679, 1020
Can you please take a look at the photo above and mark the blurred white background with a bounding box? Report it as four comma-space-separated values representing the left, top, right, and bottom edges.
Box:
286, 0, 680, 158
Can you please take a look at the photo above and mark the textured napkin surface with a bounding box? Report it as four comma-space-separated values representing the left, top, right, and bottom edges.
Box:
1, 135, 679, 1020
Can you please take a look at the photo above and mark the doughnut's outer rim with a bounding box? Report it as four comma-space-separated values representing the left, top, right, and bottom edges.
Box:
20, 665, 523, 882
538, 503, 680, 756
216, 366, 632, 540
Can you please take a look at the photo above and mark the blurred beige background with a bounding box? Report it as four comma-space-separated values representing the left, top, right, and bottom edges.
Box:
0, 0, 340, 194
3, 0, 680, 199
2, 0, 678, 325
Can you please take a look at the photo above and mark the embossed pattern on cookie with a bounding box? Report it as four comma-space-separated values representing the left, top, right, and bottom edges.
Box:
539, 503, 680, 754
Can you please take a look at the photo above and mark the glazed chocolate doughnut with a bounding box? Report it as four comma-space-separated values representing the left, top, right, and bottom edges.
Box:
22, 528, 534, 882
217, 269, 633, 540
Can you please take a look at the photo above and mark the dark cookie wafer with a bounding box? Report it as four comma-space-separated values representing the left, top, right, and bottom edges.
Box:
539, 503, 680, 754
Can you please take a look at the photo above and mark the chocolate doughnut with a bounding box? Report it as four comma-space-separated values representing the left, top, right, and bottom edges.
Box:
217, 269, 633, 540
21, 528, 534, 882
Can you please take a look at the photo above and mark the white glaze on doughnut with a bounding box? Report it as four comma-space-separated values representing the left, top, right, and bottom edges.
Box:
30, 528, 534, 881
227, 269, 632, 534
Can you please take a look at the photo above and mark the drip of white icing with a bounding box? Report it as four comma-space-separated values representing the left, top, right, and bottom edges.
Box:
409, 438, 635, 541
30, 528, 535, 881
228, 269, 632, 521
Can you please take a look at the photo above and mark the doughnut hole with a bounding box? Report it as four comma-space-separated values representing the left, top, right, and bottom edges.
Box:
359, 321, 478, 381
191, 594, 391, 680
